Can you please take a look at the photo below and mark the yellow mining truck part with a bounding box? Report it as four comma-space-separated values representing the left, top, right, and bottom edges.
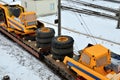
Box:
0, 4, 41, 35
63, 44, 120, 80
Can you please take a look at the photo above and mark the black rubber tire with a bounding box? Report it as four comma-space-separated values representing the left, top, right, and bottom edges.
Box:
52, 53, 73, 61
37, 21, 44, 28
36, 37, 53, 44
36, 42, 51, 48
52, 54, 65, 61
10, 7, 21, 17
36, 27, 55, 38
51, 35, 74, 49
24, 35, 36, 41
51, 47, 73, 55
51, 50, 73, 57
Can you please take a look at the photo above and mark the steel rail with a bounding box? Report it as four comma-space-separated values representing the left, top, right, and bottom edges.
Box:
66, 0, 119, 13
103, 0, 120, 3
40, 20, 120, 46
61, 6, 118, 20
0, 26, 76, 80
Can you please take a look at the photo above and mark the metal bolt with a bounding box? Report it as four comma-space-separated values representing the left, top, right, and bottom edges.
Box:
34, 43, 37, 47
50, 54, 53, 58
56, 60, 60, 62
28, 40, 31, 42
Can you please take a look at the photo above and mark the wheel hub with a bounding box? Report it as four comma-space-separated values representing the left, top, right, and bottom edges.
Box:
57, 37, 68, 42
40, 28, 50, 32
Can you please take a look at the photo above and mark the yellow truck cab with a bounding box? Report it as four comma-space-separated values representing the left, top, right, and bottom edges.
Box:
80, 44, 111, 75
64, 44, 120, 80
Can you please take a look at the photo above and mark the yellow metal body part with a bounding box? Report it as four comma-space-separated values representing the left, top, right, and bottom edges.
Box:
0, 4, 37, 35
80, 44, 111, 75
63, 44, 120, 80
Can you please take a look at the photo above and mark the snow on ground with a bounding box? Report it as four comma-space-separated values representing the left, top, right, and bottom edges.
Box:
0, 0, 120, 80
0, 0, 60, 80
79, 0, 120, 9
0, 0, 21, 5
0, 33, 60, 80
39, 0, 120, 54
43, 21, 120, 55
62, 0, 116, 16
39, 11, 120, 54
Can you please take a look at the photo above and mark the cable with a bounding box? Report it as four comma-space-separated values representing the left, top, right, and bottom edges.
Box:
73, 0, 97, 44
79, 14, 97, 44
65, 0, 80, 51
65, 0, 97, 44
76, 13, 97, 44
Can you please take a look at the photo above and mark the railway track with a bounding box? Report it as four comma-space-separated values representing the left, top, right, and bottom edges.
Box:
61, 5, 118, 20
0, 1, 76, 80
0, 26, 76, 80
40, 20, 120, 46
66, 0, 119, 13
0, 0, 7, 4
0, 1, 120, 80
1, 20, 120, 80
103, 0, 120, 3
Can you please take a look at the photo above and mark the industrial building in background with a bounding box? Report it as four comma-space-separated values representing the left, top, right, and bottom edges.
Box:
21, 0, 57, 17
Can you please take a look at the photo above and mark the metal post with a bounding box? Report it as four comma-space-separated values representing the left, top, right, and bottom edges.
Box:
58, 0, 61, 36
117, 8, 120, 29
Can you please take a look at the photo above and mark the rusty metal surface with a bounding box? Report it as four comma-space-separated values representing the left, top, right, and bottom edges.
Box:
0, 27, 39, 58
0, 26, 76, 80
44, 55, 76, 80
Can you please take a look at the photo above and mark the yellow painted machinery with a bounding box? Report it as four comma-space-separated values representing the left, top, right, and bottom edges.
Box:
64, 44, 120, 80
0, 4, 43, 35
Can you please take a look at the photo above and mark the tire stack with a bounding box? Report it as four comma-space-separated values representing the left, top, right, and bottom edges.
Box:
36, 27, 55, 48
51, 35, 74, 61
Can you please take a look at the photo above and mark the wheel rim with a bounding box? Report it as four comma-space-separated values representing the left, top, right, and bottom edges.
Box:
40, 28, 50, 32
57, 37, 68, 42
